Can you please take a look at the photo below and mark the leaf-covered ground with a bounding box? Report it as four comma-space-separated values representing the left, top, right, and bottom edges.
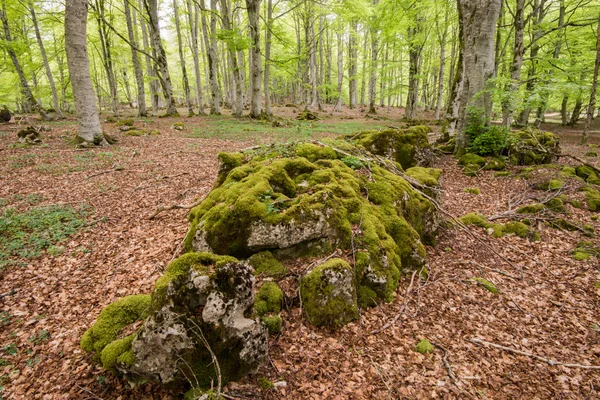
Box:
0, 107, 599, 399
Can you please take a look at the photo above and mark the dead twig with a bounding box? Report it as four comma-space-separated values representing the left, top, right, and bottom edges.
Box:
87, 164, 125, 179
148, 196, 206, 220
471, 338, 600, 369
0, 288, 17, 299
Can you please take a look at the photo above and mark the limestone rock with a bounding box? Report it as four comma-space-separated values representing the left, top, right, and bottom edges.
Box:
507, 129, 560, 165
17, 126, 42, 144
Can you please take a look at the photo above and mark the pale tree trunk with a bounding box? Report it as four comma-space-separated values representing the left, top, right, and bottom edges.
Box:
405, 16, 423, 119
124, 0, 147, 116
263, 0, 273, 115
348, 21, 358, 108
94, 0, 119, 116
205, 0, 221, 114
29, 1, 63, 118
502, 0, 525, 128
334, 32, 343, 112
246, 0, 262, 117
144, 0, 179, 116
140, 4, 159, 115
220, 0, 243, 117
53, 30, 68, 111
582, 14, 600, 143
434, 6, 449, 120
187, 0, 205, 113
64, 0, 107, 145
360, 30, 368, 109
368, 0, 379, 114
173, 0, 194, 115
0, 2, 49, 121
453, 0, 502, 155
122, 69, 133, 107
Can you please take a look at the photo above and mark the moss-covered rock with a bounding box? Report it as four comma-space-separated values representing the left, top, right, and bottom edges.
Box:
460, 213, 534, 239
582, 186, 600, 212
254, 282, 283, 316
534, 179, 564, 191
458, 153, 486, 167
247, 251, 287, 276
415, 339, 434, 354
506, 129, 560, 165
116, 118, 134, 127
351, 126, 433, 169
495, 171, 511, 177
301, 258, 359, 327
463, 164, 481, 176
483, 157, 506, 171
517, 203, 545, 214
405, 167, 442, 187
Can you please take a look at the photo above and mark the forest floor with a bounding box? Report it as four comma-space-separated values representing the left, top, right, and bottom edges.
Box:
0, 106, 600, 399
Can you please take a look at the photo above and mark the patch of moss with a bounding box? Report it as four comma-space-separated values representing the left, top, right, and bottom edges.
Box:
573, 251, 591, 261
463, 164, 481, 176
546, 198, 565, 212
405, 167, 442, 187
81, 294, 151, 355
415, 339, 434, 354
254, 282, 283, 316
507, 130, 559, 165
495, 171, 511, 177
472, 277, 498, 294
258, 376, 275, 389
534, 179, 564, 191
582, 186, 600, 211
458, 153, 486, 167
116, 118, 134, 127
247, 251, 287, 276
123, 129, 146, 136
301, 258, 359, 327
459, 212, 492, 229
261, 315, 282, 335
493, 221, 530, 238
483, 157, 506, 171
517, 203, 545, 214
572, 241, 599, 260
296, 142, 338, 162
464, 187, 480, 195
100, 334, 136, 371
560, 166, 577, 178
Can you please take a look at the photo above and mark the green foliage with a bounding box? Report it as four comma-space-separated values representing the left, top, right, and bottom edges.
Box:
468, 126, 508, 156
0, 205, 88, 269
341, 156, 365, 170
472, 278, 498, 294
415, 339, 434, 354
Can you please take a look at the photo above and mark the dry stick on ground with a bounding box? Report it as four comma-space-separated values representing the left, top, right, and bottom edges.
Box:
471, 338, 600, 370
371, 270, 417, 334
87, 164, 125, 179
429, 341, 475, 398
148, 196, 206, 220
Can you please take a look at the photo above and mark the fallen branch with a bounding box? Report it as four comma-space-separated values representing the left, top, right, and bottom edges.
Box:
87, 164, 125, 179
558, 153, 600, 176
148, 196, 206, 220
471, 338, 600, 370
0, 288, 17, 299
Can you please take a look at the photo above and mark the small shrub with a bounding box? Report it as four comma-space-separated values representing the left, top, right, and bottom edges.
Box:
468, 126, 508, 156
341, 156, 365, 170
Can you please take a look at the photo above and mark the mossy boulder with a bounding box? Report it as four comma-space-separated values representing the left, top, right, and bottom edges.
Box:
582, 186, 600, 212
483, 157, 506, 171
247, 251, 287, 276
116, 118, 134, 127
458, 153, 486, 167
185, 140, 440, 305
460, 212, 535, 240
351, 126, 433, 169
506, 129, 560, 165
301, 258, 359, 327
82, 252, 268, 389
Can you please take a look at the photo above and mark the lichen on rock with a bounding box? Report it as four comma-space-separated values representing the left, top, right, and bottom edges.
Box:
506, 129, 560, 165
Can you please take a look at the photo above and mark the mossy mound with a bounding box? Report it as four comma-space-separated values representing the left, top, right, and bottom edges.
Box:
533, 179, 564, 191
254, 282, 283, 316
483, 157, 506, 171
350, 126, 433, 169
415, 339, 434, 354
458, 153, 486, 167
301, 258, 359, 327
464, 187, 481, 195
506, 129, 559, 165
116, 118, 134, 127
459, 212, 536, 239
572, 241, 599, 261
247, 251, 287, 276
472, 277, 498, 294
582, 186, 600, 212
185, 139, 440, 305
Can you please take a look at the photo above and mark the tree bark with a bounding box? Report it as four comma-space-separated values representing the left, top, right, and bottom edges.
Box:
582, 14, 600, 143
206, 0, 221, 114
263, 0, 273, 115
173, 0, 194, 115
405, 17, 423, 119
64, 0, 106, 144
453, 0, 502, 154
334, 32, 343, 112
94, 0, 119, 116
0, 2, 49, 121
368, 0, 379, 114
187, 0, 205, 113
246, 0, 263, 117
348, 21, 358, 109
434, 6, 448, 120
501, 0, 524, 128
124, 0, 147, 116
144, 0, 179, 116
29, 1, 63, 118
139, 3, 159, 115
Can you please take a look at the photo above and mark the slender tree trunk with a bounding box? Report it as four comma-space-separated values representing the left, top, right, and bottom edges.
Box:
64, 0, 106, 144
144, 0, 178, 116
502, 0, 525, 127
561, 96, 569, 125
29, 1, 63, 118
173, 0, 194, 115
94, 0, 119, 116
187, 0, 205, 113
368, 0, 379, 114
124, 0, 147, 116
219, 0, 243, 117
348, 21, 358, 108
453, 0, 502, 154
263, 0, 273, 115
405, 20, 422, 119
0, 2, 49, 121
139, 4, 159, 115
360, 30, 368, 109
205, 0, 221, 114
334, 32, 343, 112
582, 14, 600, 143
246, 0, 262, 117
434, 9, 448, 120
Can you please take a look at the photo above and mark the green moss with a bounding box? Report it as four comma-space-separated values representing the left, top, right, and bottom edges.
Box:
124, 129, 146, 136
405, 167, 442, 187
493, 221, 530, 238
517, 203, 545, 214
483, 157, 506, 171
261, 315, 282, 335
459, 212, 492, 229
100, 334, 136, 371
534, 179, 564, 191
472, 277, 498, 294
463, 164, 481, 176
296, 143, 338, 162
560, 166, 577, 178
183, 388, 223, 400
573, 251, 591, 261
116, 118, 134, 127
495, 171, 511, 177
576, 166, 596, 180
247, 251, 287, 276
258, 377, 275, 389
546, 198, 565, 212
81, 294, 151, 355
507, 130, 559, 165
585, 151, 598, 157
357, 285, 378, 308
582, 186, 600, 211
148, 129, 160, 136
464, 187, 480, 195
458, 153, 485, 167
415, 339, 434, 354
301, 258, 359, 327
254, 282, 283, 316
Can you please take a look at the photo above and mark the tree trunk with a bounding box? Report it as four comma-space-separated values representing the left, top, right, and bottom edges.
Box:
360, 30, 368, 109
453, 0, 502, 155
144, 0, 178, 116
502, 0, 525, 127
405, 19, 423, 120
94, 0, 119, 116
205, 0, 221, 114
124, 0, 147, 116
368, 0, 379, 114
335, 32, 343, 112
348, 21, 358, 109
187, 0, 205, 114
434, 8, 448, 120
246, 0, 262, 117
29, 1, 63, 118
582, 14, 600, 143
173, 0, 194, 115
263, 0, 273, 115
139, 3, 159, 115
64, 0, 107, 144
0, 3, 49, 121
219, 0, 243, 117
